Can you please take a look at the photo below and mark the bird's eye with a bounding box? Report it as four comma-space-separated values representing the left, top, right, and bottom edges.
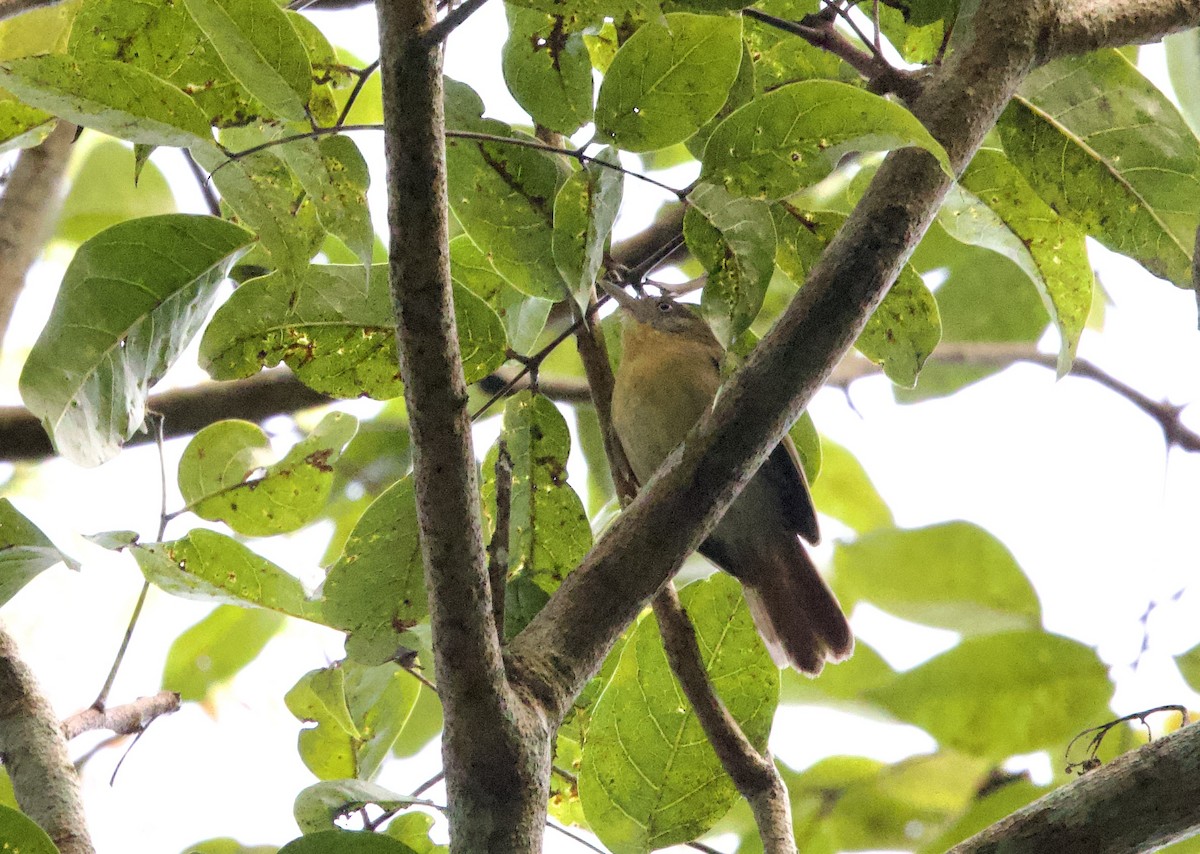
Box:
658, 301, 672, 313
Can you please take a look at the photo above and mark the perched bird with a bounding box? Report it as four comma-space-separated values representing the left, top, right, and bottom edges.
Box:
601, 280, 853, 675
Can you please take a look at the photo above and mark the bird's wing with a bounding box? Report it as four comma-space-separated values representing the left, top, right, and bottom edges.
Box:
762, 434, 820, 545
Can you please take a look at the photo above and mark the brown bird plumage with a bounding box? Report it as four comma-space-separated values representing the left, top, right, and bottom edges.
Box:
603, 282, 853, 675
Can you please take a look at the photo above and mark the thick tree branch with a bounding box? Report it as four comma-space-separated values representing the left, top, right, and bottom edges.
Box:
376, 0, 550, 850
950, 720, 1200, 853
1038, 0, 1200, 60
0, 121, 75, 352
507, 0, 1064, 710
0, 626, 93, 854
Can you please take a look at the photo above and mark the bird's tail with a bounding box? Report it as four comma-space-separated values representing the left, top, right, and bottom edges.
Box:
741, 542, 853, 676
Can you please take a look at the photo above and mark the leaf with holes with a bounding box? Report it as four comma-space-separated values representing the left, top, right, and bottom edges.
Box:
19, 214, 251, 466
1000, 50, 1200, 287
179, 412, 358, 537
502, 4, 594, 135
579, 573, 778, 852
133, 529, 324, 622
702, 80, 950, 200
685, 181, 775, 345
595, 12, 743, 152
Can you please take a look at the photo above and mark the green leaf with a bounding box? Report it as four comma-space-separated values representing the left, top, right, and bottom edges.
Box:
867, 631, 1113, 759
294, 780, 421, 834
19, 214, 252, 466
580, 573, 778, 852
1001, 50, 1200, 287
595, 12, 743, 152
277, 135, 374, 276
787, 410, 820, 484
808, 436, 893, 534
327, 49, 381, 126
773, 206, 939, 385
0, 2, 78, 149
685, 182, 775, 345
279, 832, 417, 854
950, 148, 1092, 374
84, 530, 139, 550
192, 145, 324, 275
68, 0, 261, 128
55, 140, 177, 245
445, 122, 565, 299
285, 661, 420, 781
286, 11, 339, 125
702, 81, 951, 200
553, 147, 623, 307
834, 521, 1040, 633
0, 55, 213, 147
162, 605, 285, 702
133, 529, 324, 622
181, 0, 310, 121
385, 813, 446, 853
919, 778, 1048, 853
179, 412, 358, 536
898, 219, 1049, 402
502, 4, 594, 135
449, 235, 551, 353
0, 804, 57, 854
481, 392, 592, 637
0, 498, 80, 607
178, 840, 278, 854
201, 264, 505, 398
743, 0, 850, 93
779, 637, 896, 709
323, 477, 427, 665
1175, 642, 1200, 694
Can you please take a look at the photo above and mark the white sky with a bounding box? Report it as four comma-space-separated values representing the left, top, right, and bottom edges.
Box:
1, 4, 1199, 853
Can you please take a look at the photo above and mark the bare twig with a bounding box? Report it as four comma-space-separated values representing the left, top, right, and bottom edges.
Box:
0, 626, 94, 854
335, 59, 380, 128
62, 691, 181, 741
423, 0, 491, 44
182, 149, 221, 217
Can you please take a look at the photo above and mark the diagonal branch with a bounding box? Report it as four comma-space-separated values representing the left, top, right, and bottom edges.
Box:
504, 0, 1046, 716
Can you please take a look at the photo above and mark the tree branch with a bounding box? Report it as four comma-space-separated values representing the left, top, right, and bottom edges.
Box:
0, 121, 75, 353
950, 720, 1200, 853
1038, 0, 1200, 61
376, 0, 551, 849
61, 691, 180, 741
0, 0, 66, 21
505, 0, 1047, 717
0, 626, 94, 854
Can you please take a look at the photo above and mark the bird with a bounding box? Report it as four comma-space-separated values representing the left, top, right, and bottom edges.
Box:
600, 279, 853, 675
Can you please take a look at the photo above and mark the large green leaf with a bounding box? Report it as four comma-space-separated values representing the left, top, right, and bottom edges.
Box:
322, 476, 428, 665
685, 181, 775, 345
0, 498, 80, 607
19, 214, 252, 466
285, 660, 420, 781
445, 81, 566, 300
201, 264, 506, 398
276, 135, 374, 276
702, 81, 951, 200
1001, 50, 1200, 286
867, 631, 1113, 759
133, 529, 324, 622
481, 392, 592, 637
449, 235, 552, 353
68, 0, 263, 128
594, 12, 743, 152
552, 147, 623, 307
279, 832, 417, 854
808, 436, 893, 534
834, 521, 1041, 634
0, 55, 214, 147
950, 148, 1092, 375
178, 412, 358, 536
773, 205, 939, 386
579, 573, 778, 853
0, 804, 57, 854
502, 4, 594, 135
193, 144, 324, 275
162, 605, 285, 702
743, 0, 851, 93
181, 0, 311, 122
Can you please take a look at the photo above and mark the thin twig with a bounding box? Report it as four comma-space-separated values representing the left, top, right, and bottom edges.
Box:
423, 0, 491, 44
182, 149, 221, 217
335, 59, 380, 128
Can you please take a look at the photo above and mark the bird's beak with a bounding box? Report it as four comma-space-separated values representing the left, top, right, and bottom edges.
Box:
598, 279, 639, 311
